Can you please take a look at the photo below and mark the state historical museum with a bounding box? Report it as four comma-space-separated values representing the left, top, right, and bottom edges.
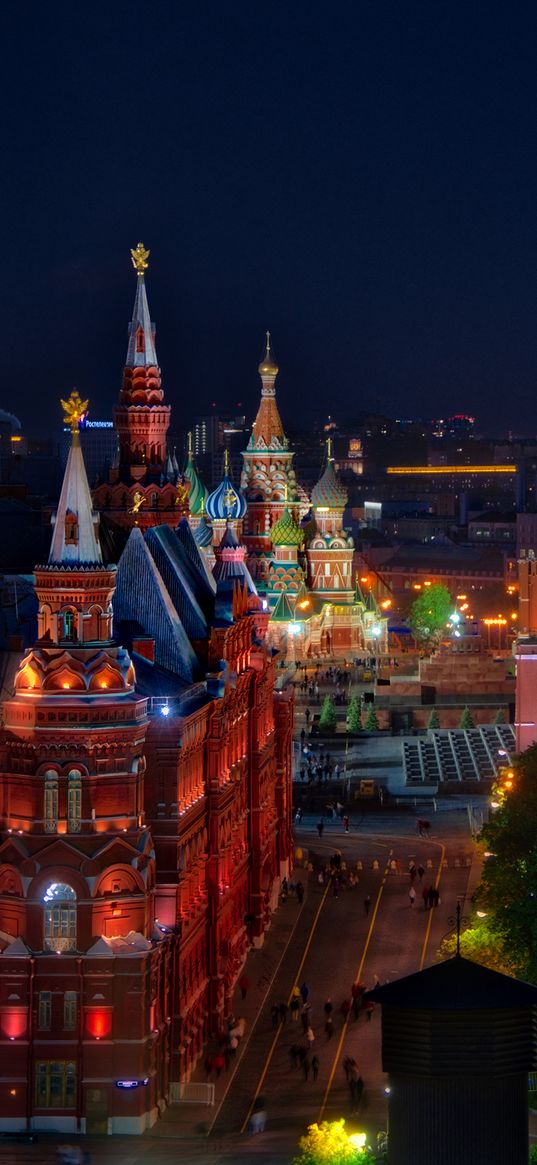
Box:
0, 247, 293, 1134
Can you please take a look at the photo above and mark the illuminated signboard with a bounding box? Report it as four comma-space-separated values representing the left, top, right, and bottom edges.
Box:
386, 465, 516, 476
115, 1078, 149, 1089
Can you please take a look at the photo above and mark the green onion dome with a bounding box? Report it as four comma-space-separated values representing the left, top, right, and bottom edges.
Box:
311, 459, 347, 509
271, 506, 303, 547
184, 453, 207, 516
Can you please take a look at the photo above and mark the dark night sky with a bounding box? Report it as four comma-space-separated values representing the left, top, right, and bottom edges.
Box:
4, 3, 537, 437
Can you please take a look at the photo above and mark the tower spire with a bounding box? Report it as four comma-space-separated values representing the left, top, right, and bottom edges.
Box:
126, 242, 158, 367
50, 392, 102, 564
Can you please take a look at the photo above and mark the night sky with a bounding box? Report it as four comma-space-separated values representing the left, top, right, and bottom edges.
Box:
4, 3, 537, 437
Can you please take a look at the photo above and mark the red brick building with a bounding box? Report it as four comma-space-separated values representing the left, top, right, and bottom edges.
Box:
0, 392, 293, 1134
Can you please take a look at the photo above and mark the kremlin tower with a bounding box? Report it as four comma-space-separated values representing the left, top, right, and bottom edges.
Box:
241, 333, 297, 580
93, 244, 189, 532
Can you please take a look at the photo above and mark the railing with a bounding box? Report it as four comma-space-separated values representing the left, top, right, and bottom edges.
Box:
169, 1081, 215, 1106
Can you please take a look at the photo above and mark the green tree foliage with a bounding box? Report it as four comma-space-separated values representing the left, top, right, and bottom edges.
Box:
459, 706, 475, 730
292, 1120, 376, 1165
347, 695, 362, 733
479, 744, 537, 981
364, 704, 380, 732
494, 708, 506, 725
319, 696, 337, 734
427, 707, 440, 729
408, 583, 452, 646
438, 922, 518, 978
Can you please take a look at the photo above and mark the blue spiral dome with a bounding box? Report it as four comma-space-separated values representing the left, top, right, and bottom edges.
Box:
206, 474, 247, 521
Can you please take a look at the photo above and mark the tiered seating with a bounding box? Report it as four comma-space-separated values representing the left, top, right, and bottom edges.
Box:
401, 723, 516, 785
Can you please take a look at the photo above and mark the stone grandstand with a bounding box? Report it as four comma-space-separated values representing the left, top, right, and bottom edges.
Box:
403, 724, 516, 786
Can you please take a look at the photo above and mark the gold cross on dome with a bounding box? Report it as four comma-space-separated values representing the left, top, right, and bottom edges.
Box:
130, 242, 150, 274
224, 486, 237, 515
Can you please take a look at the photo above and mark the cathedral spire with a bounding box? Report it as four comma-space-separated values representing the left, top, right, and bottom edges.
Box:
50, 392, 102, 564
126, 243, 158, 367
248, 331, 286, 450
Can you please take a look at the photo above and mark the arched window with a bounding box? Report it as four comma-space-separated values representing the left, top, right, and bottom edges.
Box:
135, 326, 145, 353
67, 770, 82, 833
63, 611, 76, 641
44, 771, 58, 833
43, 883, 77, 952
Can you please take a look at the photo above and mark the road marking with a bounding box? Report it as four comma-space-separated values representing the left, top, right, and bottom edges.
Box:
419, 841, 446, 970
318, 848, 393, 1121
239, 877, 332, 1135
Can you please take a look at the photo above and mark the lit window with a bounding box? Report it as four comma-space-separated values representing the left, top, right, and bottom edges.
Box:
43, 883, 77, 952
67, 771, 82, 833
44, 772, 58, 834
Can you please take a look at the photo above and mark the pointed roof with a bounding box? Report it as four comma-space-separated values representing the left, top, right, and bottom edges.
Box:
144, 526, 209, 640
183, 435, 207, 516
367, 955, 537, 1010
126, 272, 158, 368
312, 454, 348, 510
247, 332, 287, 451
271, 591, 296, 622
49, 407, 102, 565
113, 527, 199, 682
212, 523, 257, 595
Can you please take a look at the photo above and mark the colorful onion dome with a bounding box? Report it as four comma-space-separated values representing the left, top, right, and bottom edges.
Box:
206, 474, 247, 521
184, 452, 207, 516
311, 459, 348, 509
258, 330, 279, 377
193, 516, 213, 548
271, 506, 303, 547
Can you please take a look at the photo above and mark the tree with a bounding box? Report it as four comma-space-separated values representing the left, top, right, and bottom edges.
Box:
364, 704, 380, 732
478, 744, 537, 981
459, 706, 475, 730
292, 1120, 376, 1165
347, 695, 362, 733
494, 708, 506, 725
319, 695, 337, 734
408, 583, 452, 646
427, 707, 440, 729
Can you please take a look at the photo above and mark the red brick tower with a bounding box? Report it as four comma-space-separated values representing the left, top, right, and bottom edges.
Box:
0, 393, 172, 1135
93, 243, 189, 531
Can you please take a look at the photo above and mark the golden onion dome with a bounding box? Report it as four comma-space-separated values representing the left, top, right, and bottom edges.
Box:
258, 330, 279, 377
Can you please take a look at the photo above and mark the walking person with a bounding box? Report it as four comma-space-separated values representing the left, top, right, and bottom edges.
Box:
279, 1001, 288, 1025
302, 1054, 311, 1081
364, 894, 371, 916
343, 815, 350, 833
325, 1016, 334, 1039
296, 880, 304, 904
306, 1025, 315, 1048
301, 1002, 311, 1033
317, 821, 324, 839
323, 998, 333, 1020
417, 864, 425, 882
290, 995, 300, 1022
312, 1054, 320, 1081
239, 973, 250, 1000
409, 885, 416, 906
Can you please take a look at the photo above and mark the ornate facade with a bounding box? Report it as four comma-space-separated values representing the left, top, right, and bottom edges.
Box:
0, 386, 293, 1134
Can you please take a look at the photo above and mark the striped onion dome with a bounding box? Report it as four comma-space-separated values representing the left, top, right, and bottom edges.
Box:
311, 459, 347, 509
206, 474, 247, 521
184, 453, 207, 516
193, 516, 213, 548
271, 506, 303, 547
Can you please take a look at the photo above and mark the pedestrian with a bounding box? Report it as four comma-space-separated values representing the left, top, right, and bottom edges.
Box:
302, 1054, 311, 1081
271, 1002, 279, 1029
324, 1016, 334, 1039
409, 866, 416, 883
290, 1043, 300, 1069
239, 973, 250, 1000
364, 1000, 375, 1022
409, 886, 416, 906
297, 1044, 307, 1065
343, 815, 350, 833
305, 707, 311, 725
301, 1002, 311, 1032
279, 1001, 288, 1025
312, 1054, 320, 1081
317, 821, 324, 839
323, 998, 333, 1019
422, 885, 430, 908
417, 864, 425, 881
213, 1051, 225, 1077
343, 1055, 357, 1082
296, 880, 304, 904
340, 998, 351, 1022
364, 894, 371, 916
427, 886, 435, 909
290, 995, 300, 1022
306, 1025, 315, 1047
300, 728, 306, 746
432, 887, 440, 907
332, 875, 340, 898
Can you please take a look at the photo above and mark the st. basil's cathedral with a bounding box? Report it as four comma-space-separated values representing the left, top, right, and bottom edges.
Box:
0, 245, 383, 1136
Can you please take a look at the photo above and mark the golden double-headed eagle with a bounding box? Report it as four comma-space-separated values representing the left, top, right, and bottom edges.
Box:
61, 390, 89, 433
131, 242, 150, 274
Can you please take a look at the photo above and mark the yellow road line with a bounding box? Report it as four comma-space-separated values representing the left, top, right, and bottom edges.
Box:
240, 877, 332, 1134
419, 841, 446, 970
318, 848, 393, 1121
